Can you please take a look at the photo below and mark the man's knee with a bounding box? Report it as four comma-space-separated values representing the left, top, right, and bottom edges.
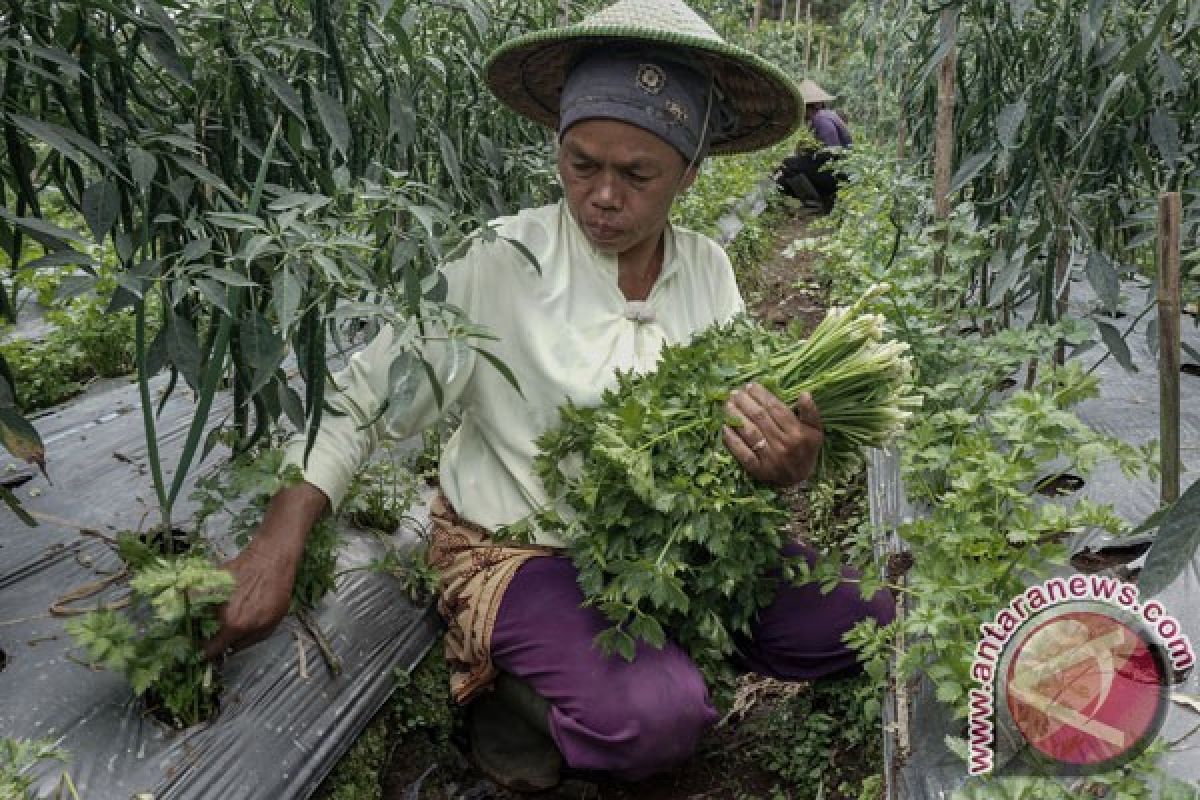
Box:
559, 657, 716, 778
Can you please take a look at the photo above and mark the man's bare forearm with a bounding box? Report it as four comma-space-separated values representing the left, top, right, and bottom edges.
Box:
256, 481, 331, 567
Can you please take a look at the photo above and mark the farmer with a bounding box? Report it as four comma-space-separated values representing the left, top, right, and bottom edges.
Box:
205, 0, 893, 790
775, 79, 852, 212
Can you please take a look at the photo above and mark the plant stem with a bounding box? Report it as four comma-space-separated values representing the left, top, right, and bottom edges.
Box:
135, 298, 171, 533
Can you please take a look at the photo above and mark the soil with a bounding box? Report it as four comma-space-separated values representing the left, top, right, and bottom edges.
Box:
366, 209, 882, 800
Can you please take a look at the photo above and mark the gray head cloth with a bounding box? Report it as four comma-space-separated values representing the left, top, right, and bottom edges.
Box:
557, 46, 738, 163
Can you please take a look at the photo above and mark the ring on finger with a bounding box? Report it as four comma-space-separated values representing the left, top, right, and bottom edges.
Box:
751, 438, 768, 452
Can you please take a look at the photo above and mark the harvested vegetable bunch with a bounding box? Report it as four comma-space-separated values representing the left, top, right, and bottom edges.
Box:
530, 284, 917, 699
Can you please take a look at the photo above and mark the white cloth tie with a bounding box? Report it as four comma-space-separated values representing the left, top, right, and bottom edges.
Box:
623, 301, 656, 323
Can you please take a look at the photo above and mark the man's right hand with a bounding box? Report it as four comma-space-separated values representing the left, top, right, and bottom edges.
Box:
203, 481, 330, 660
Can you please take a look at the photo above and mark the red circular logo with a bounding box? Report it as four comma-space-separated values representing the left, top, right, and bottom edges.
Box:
1002, 608, 1167, 770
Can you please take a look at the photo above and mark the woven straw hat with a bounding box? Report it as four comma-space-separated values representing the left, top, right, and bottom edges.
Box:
798, 79, 836, 105
484, 0, 802, 155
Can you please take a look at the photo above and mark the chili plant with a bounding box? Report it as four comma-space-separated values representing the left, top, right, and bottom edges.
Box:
0, 0, 563, 535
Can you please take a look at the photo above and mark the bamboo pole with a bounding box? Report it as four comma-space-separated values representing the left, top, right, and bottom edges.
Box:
794, 0, 801, 26
781, 0, 788, 25
1158, 191, 1182, 504
559, 0, 570, 25
805, 3, 812, 70
819, 37, 828, 70
875, 28, 886, 125
932, 7, 958, 299
752, 0, 765, 30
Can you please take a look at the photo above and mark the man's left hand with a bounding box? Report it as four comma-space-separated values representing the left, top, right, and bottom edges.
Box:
722, 383, 823, 486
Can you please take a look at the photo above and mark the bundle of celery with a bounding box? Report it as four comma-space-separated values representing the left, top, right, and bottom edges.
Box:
530, 284, 917, 699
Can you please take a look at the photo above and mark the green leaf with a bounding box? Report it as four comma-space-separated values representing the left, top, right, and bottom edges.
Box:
0, 406, 46, 476
203, 268, 257, 287
6, 113, 119, 173
129, 146, 158, 191
1, 485, 36, 526
272, 269, 303, 334
20, 248, 96, 272
500, 235, 543, 275
1117, 0, 1178, 75
170, 156, 235, 200
1148, 110, 1180, 173
239, 309, 286, 397
0, 205, 85, 245
261, 71, 306, 122
949, 149, 994, 195
142, 29, 191, 85
1140, 478, 1200, 596
167, 312, 203, 390
470, 346, 523, 398
1084, 249, 1120, 313
0, 357, 15, 407
82, 179, 120, 243
313, 90, 351, 158
387, 351, 421, 410
419, 355, 445, 410
438, 132, 464, 192
180, 237, 213, 263
995, 100, 1026, 149
277, 379, 305, 430
1074, 73, 1128, 151
195, 279, 230, 315
1095, 319, 1137, 373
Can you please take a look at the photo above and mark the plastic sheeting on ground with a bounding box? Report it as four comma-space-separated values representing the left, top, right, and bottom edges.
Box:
0, 369, 441, 799
870, 279, 1200, 798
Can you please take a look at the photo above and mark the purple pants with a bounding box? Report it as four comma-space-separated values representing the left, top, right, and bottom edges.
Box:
489, 541, 895, 780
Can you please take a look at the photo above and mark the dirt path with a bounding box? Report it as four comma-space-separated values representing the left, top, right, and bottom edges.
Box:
365, 208, 873, 800
745, 210, 828, 336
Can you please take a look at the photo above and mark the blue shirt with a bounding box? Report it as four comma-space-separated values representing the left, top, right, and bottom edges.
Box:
810, 109, 852, 149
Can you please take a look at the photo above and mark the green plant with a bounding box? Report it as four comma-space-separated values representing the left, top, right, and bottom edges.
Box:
67, 554, 234, 728
45, 300, 136, 379
191, 445, 340, 612
0, 0, 565, 540
313, 649, 461, 800
0, 738, 77, 800
802, 145, 1160, 782
949, 739, 1200, 799
0, 336, 83, 411
341, 445, 420, 535
748, 674, 884, 799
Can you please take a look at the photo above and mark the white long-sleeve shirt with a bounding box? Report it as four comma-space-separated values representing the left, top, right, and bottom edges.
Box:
284, 199, 744, 546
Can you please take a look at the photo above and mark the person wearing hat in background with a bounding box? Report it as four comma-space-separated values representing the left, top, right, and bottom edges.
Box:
775, 79, 852, 213
204, 0, 893, 791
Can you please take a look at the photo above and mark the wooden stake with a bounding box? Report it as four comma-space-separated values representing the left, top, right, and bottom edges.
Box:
559, 0, 570, 25
1158, 191, 1182, 504
1053, 222, 1071, 366
752, 0, 765, 30
932, 7, 958, 301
